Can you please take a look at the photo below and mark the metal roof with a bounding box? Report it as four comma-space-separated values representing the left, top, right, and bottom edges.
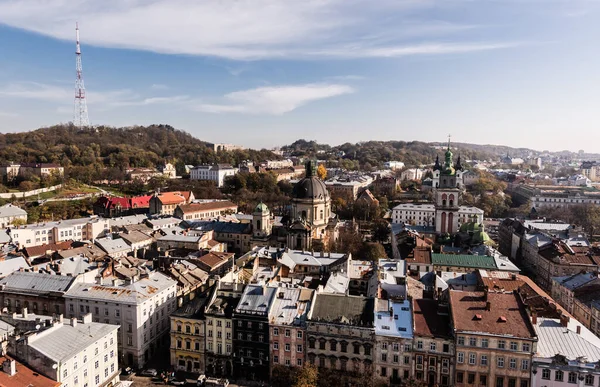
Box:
431, 253, 497, 270
535, 317, 600, 361
95, 237, 131, 254
375, 298, 413, 339
28, 321, 118, 362
0, 272, 75, 294
268, 287, 312, 326
0, 204, 27, 218
235, 284, 277, 316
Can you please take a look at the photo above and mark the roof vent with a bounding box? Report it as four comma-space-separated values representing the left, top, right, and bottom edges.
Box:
473, 314, 483, 320
498, 316, 507, 323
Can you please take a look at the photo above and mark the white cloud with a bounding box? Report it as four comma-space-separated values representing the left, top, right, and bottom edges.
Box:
151, 84, 169, 90
0, 0, 521, 60
196, 83, 354, 115
327, 75, 366, 81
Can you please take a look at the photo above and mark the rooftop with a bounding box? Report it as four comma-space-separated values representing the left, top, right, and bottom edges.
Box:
177, 200, 237, 214
374, 298, 412, 339
431, 253, 498, 270
310, 293, 374, 326
0, 356, 60, 387
64, 272, 176, 304
269, 287, 313, 326
95, 237, 131, 254
0, 204, 27, 218
535, 317, 600, 361
27, 319, 118, 362
0, 271, 75, 294
449, 290, 536, 339
413, 298, 451, 338
235, 284, 277, 316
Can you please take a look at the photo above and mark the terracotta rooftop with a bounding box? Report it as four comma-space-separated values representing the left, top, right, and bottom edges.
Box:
449, 290, 536, 339
413, 298, 451, 338
130, 195, 152, 208
405, 247, 432, 264
0, 356, 60, 387
24, 240, 74, 258
157, 192, 188, 205
196, 252, 234, 270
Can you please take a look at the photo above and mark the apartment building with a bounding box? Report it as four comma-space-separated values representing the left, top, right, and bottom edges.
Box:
149, 191, 194, 215
269, 287, 314, 373
190, 164, 238, 188
0, 204, 27, 228
450, 290, 537, 387
174, 201, 238, 221
9, 217, 110, 248
64, 272, 178, 368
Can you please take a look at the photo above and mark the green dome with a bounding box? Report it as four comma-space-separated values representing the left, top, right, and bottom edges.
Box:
254, 202, 269, 214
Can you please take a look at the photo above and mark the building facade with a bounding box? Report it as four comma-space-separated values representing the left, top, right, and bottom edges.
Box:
190, 164, 238, 188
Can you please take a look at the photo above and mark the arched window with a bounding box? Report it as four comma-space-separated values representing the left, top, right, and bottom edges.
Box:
256, 220, 261, 230
449, 194, 455, 207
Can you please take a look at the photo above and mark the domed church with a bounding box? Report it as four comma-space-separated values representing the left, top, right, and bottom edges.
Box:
287, 160, 339, 250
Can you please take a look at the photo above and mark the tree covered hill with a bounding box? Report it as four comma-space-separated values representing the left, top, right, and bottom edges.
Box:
0, 124, 278, 182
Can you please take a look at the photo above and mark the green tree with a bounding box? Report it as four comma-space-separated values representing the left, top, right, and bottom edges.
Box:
358, 242, 387, 261
372, 220, 391, 243
293, 364, 318, 387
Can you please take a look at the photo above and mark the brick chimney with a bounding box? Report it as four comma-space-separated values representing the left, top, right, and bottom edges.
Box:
531, 311, 537, 325
560, 314, 570, 327
577, 325, 582, 335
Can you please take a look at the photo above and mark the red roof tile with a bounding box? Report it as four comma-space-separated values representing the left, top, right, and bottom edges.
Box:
24, 240, 74, 258
0, 356, 61, 387
130, 195, 152, 208
413, 298, 451, 338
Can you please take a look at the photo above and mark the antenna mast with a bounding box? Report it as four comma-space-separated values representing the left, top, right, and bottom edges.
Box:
74, 22, 90, 128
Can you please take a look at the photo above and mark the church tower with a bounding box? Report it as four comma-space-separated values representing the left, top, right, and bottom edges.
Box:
433, 137, 464, 234
252, 202, 272, 238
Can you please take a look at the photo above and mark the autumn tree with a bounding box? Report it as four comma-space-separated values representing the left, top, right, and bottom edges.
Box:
293, 364, 318, 387
317, 164, 327, 180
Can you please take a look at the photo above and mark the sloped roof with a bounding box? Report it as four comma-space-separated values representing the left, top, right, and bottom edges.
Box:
0, 355, 60, 387
0, 272, 75, 294
235, 284, 277, 316
157, 192, 187, 205
95, 237, 131, 254
310, 293, 374, 326
0, 204, 27, 218
177, 201, 237, 214
535, 317, 600, 361
24, 240, 74, 258
130, 195, 152, 208
413, 298, 451, 338
432, 253, 497, 270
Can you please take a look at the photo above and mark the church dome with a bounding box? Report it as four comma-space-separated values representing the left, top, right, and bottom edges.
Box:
254, 202, 269, 214
292, 176, 329, 200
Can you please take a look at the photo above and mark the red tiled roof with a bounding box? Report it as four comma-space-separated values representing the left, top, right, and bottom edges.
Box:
94, 196, 130, 210
449, 290, 536, 339
197, 252, 234, 269
24, 240, 74, 258
0, 356, 61, 387
413, 298, 451, 338
157, 192, 187, 205
130, 195, 152, 208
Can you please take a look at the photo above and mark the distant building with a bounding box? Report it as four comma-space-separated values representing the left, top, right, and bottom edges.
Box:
0, 163, 64, 181
174, 201, 238, 221
9, 217, 109, 248
0, 204, 27, 227
149, 191, 194, 215
161, 162, 177, 179
384, 161, 405, 170
190, 164, 238, 188
400, 168, 424, 181
206, 143, 245, 152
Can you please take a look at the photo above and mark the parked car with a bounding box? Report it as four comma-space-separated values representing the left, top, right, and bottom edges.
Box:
197, 375, 207, 386
140, 369, 158, 377
171, 379, 186, 386
204, 378, 229, 387
121, 367, 133, 375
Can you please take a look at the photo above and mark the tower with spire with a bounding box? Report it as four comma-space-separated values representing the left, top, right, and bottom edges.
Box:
431, 135, 466, 234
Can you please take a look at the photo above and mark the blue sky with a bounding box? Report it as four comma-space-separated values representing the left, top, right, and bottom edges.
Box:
0, 1, 598, 152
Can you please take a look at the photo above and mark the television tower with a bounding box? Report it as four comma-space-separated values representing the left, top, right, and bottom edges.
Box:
73, 22, 90, 128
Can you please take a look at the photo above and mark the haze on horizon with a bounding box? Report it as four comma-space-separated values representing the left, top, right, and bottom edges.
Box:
0, 1, 598, 153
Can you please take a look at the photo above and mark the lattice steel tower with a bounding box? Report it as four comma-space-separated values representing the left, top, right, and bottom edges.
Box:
73, 22, 90, 128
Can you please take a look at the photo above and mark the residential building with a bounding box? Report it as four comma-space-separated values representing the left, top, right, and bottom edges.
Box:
189, 221, 253, 254
204, 281, 243, 378
0, 163, 64, 180
269, 287, 314, 373
10, 313, 119, 387
392, 203, 484, 230
374, 298, 413, 386
193, 252, 234, 277
400, 168, 425, 181
532, 315, 600, 387
324, 175, 373, 200
174, 201, 238, 221
190, 164, 238, 188
413, 298, 454, 387
551, 272, 600, 332
449, 290, 537, 387
0, 204, 27, 227
0, 355, 60, 387
63, 272, 178, 368
149, 191, 194, 215
9, 217, 110, 248
0, 272, 75, 316
95, 237, 132, 258
384, 161, 405, 170
277, 249, 350, 280
306, 294, 375, 380
170, 290, 212, 375
232, 284, 277, 382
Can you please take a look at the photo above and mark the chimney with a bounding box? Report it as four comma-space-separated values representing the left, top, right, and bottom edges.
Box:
483, 286, 489, 302
577, 325, 582, 335
82, 313, 92, 324
485, 302, 491, 312
58, 314, 64, 324
320, 250, 324, 257
70, 317, 77, 327
531, 311, 537, 325
22, 308, 28, 319
560, 314, 570, 327
2, 359, 16, 376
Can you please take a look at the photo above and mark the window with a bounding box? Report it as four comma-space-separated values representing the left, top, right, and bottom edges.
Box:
457, 352, 464, 363
381, 367, 387, 377
382, 342, 388, 350
555, 370, 564, 382
469, 337, 477, 347
481, 338, 489, 348
274, 342, 279, 350
510, 341, 518, 351
404, 356, 410, 365
309, 340, 315, 349
585, 375, 594, 386
508, 379, 516, 387
468, 353, 476, 365
481, 355, 488, 366
509, 358, 516, 369
456, 372, 464, 384
522, 343, 530, 352
381, 353, 387, 362
297, 344, 302, 352
285, 344, 290, 352
273, 328, 279, 336
354, 343, 360, 354
468, 373, 475, 384
417, 340, 423, 349
430, 342, 436, 351
393, 343, 399, 351
319, 340, 326, 350
95, 361, 99, 369
480, 375, 487, 387
258, 334, 263, 342
285, 329, 290, 337
498, 340, 506, 349
497, 357, 504, 368
568, 372, 577, 383
63, 369, 68, 378
330, 341, 337, 351
273, 355, 279, 364
521, 359, 529, 371
541, 369, 550, 380
496, 377, 504, 387
95, 376, 100, 385
341, 342, 347, 353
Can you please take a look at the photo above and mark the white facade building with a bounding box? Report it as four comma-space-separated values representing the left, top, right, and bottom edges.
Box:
64, 272, 178, 368
0, 204, 27, 228
384, 161, 405, 170
11, 313, 119, 387
190, 164, 238, 187
10, 217, 109, 248
391, 203, 483, 229
400, 168, 425, 181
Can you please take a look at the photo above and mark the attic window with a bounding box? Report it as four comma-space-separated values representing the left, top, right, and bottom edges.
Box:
112, 291, 118, 295
382, 325, 390, 330
401, 307, 409, 311
399, 327, 407, 332
498, 316, 507, 323
473, 314, 483, 320
394, 315, 399, 320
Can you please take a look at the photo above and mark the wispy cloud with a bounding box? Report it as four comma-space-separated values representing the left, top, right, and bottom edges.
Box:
110, 95, 190, 107
0, 111, 18, 117
196, 83, 354, 115
327, 75, 366, 81
0, 0, 521, 60
151, 84, 169, 90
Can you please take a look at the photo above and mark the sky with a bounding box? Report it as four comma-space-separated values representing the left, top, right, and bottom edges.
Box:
0, 0, 599, 152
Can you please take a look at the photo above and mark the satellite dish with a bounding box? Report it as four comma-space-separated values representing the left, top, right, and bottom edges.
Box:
35, 325, 41, 330
52, 364, 58, 369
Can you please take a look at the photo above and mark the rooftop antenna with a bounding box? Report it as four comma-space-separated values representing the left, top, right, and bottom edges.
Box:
74, 22, 90, 129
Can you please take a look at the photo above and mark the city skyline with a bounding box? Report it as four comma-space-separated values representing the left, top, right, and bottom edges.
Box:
0, 1, 599, 152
